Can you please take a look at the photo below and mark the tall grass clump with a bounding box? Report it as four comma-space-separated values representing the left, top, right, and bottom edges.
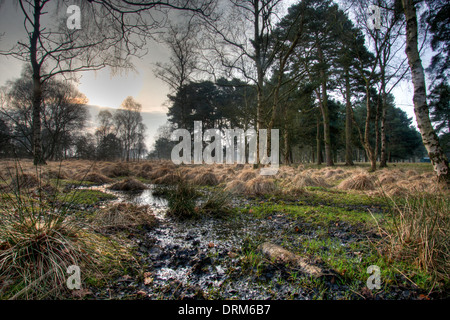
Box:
165, 179, 200, 219
383, 193, 449, 283
0, 163, 99, 299
157, 176, 232, 219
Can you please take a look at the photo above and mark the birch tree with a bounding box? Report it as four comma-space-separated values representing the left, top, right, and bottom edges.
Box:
401, 0, 449, 185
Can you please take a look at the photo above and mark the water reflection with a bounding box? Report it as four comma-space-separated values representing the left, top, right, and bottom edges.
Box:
120, 187, 168, 207
78, 183, 168, 208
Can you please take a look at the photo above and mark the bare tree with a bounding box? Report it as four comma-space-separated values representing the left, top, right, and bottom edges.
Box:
0, 67, 88, 160
1, 0, 216, 165
154, 22, 199, 93
200, 0, 285, 163
114, 96, 145, 162
153, 22, 200, 128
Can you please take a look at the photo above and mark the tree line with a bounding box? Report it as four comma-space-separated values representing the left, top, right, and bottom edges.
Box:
0, 0, 448, 184
0, 68, 146, 162
149, 0, 449, 185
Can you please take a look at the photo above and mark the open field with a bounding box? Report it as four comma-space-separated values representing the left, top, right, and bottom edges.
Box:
0, 159, 448, 300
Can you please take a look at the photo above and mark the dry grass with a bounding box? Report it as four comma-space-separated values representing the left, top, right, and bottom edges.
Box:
377, 173, 398, 185
382, 193, 450, 281
42, 168, 69, 180
109, 178, 147, 191
101, 163, 132, 178
237, 169, 257, 181
276, 166, 296, 179
74, 172, 112, 184
192, 171, 219, 186
244, 177, 277, 196
92, 202, 157, 231
154, 173, 182, 185
337, 173, 375, 191
224, 180, 247, 194
8, 173, 40, 190
150, 167, 173, 180
290, 173, 330, 189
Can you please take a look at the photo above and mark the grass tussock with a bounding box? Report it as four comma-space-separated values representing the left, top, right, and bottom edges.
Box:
101, 163, 132, 178
75, 172, 112, 184
290, 173, 330, 189
244, 177, 277, 196
109, 178, 147, 191
160, 177, 232, 219
192, 171, 219, 186
337, 173, 375, 191
224, 180, 247, 194
237, 169, 257, 181
200, 191, 233, 217
382, 193, 450, 282
43, 168, 69, 180
165, 180, 200, 219
154, 173, 182, 185
0, 174, 98, 299
150, 167, 173, 180
91, 202, 157, 232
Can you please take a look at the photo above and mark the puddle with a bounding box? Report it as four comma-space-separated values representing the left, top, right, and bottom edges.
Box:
78, 183, 168, 218
80, 183, 367, 299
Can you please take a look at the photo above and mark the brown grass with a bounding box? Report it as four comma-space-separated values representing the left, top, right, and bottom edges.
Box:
192, 171, 219, 186
290, 173, 330, 189
150, 167, 173, 180
9, 173, 40, 190
337, 173, 375, 191
74, 172, 112, 184
101, 163, 132, 178
244, 177, 277, 195
237, 169, 257, 181
154, 173, 182, 185
92, 202, 157, 231
109, 178, 147, 191
42, 168, 69, 180
224, 180, 247, 194
377, 173, 398, 185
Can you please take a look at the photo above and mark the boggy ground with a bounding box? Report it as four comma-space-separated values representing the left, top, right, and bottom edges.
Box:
0, 159, 448, 300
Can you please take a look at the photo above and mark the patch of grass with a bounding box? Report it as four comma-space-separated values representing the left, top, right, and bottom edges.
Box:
200, 191, 234, 217
0, 166, 98, 299
381, 193, 450, 283
165, 180, 200, 219
91, 202, 158, 232
59, 189, 117, 206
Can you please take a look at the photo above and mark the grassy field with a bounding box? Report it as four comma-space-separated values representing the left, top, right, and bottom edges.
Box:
0, 159, 448, 300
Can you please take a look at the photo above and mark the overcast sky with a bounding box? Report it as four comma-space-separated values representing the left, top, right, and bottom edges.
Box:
0, 1, 424, 149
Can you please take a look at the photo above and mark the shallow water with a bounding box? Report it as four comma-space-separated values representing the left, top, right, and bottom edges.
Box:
81, 183, 312, 299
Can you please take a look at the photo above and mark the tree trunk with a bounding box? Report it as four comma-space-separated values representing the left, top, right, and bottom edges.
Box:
316, 114, 322, 165
345, 68, 354, 166
283, 106, 290, 164
30, 0, 45, 165
379, 69, 388, 168
364, 86, 377, 172
253, 1, 263, 165
402, 0, 450, 186
317, 45, 334, 167
375, 92, 381, 165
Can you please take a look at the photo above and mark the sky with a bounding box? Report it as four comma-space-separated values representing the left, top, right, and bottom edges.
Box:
0, 0, 423, 150
0, 1, 172, 148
